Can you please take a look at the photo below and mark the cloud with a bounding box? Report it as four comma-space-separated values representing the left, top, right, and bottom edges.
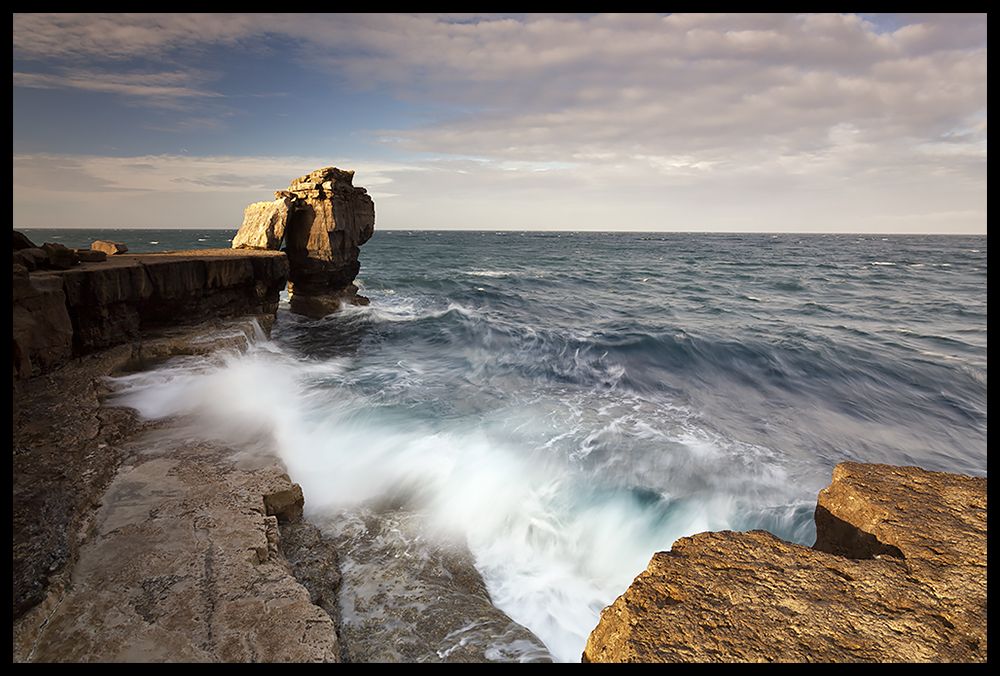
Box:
11, 14, 987, 233
14, 14, 986, 155
12, 69, 225, 109
12, 13, 264, 61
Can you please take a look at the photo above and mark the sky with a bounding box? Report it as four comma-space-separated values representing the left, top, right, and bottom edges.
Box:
12, 13, 987, 233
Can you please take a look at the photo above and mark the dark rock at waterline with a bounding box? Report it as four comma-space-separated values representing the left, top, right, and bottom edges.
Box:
582, 461, 987, 663
321, 506, 553, 663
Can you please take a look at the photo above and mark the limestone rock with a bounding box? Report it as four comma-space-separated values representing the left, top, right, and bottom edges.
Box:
231, 196, 298, 251
582, 462, 987, 663
325, 507, 553, 663
92, 240, 128, 255
12, 319, 286, 630
16, 438, 339, 662
13, 324, 340, 663
13, 264, 75, 381
231, 167, 375, 318
73, 248, 108, 263
13, 249, 289, 368
13, 247, 49, 271
14, 230, 37, 250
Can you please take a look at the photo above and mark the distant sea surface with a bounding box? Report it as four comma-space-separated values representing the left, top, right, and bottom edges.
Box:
28, 229, 988, 662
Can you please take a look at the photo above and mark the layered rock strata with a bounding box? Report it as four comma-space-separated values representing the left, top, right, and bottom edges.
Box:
232, 167, 375, 318
14, 242, 288, 376
582, 462, 987, 663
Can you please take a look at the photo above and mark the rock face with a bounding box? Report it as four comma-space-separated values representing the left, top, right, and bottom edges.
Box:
13, 243, 289, 384
232, 167, 375, 318
13, 234, 295, 645
582, 462, 987, 663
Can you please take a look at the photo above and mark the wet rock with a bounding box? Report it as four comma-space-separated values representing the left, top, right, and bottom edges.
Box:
321, 507, 553, 663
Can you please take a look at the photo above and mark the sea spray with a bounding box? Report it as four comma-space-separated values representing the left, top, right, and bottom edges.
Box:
109, 310, 821, 661
105, 231, 986, 662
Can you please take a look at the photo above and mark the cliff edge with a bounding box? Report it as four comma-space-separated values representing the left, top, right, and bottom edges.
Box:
12, 233, 331, 660
582, 461, 987, 662
12, 228, 550, 662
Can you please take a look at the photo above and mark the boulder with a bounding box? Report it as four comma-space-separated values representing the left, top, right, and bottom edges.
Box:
92, 240, 128, 255
582, 462, 987, 663
42, 242, 78, 269
232, 167, 375, 318
13, 230, 37, 250
73, 248, 108, 263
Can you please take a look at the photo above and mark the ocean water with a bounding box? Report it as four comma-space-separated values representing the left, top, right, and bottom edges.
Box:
34, 229, 987, 662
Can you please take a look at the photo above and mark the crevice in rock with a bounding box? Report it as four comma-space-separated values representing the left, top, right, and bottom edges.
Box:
812, 505, 905, 560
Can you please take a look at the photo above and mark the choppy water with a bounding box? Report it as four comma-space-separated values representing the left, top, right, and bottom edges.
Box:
55, 229, 986, 662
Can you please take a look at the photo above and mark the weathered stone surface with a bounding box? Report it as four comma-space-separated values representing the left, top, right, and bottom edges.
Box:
72, 248, 108, 263
15, 435, 337, 662
42, 242, 78, 269
231, 167, 375, 318
583, 462, 987, 663
12, 321, 340, 663
13, 247, 289, 375
232, 197, 298, 251
14, 230, 36, 250
13, 320, 280, 628
12, 236, 295, 641
13, 247, 49, 271
92, 240, 128, 255
13, 264, 75, 381
324, 507, 553, 663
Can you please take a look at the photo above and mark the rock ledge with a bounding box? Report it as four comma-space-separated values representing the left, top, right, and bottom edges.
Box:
583, 462, 987, 663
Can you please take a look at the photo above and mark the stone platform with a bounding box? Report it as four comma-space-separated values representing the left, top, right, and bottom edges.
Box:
583, 462, 987, 662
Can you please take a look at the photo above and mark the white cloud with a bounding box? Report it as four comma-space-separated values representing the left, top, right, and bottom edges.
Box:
12, 14, 987, 233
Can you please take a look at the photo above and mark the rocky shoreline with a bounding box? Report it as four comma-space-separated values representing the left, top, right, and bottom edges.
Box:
583, 461, 987, 662
14, 242, 987, 662
12, 230, 551, 662
13, 164, 987, 661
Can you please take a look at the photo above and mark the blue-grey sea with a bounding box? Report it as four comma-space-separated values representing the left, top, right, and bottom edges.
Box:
22, 228, 988, 662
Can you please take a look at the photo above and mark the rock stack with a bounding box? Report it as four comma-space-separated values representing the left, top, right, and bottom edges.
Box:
232, 167, 375, 318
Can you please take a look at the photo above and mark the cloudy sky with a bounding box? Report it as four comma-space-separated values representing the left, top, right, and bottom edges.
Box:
13, 13, 987, 233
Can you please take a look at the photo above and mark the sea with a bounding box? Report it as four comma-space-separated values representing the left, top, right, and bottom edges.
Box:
21, 228, 988, 662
